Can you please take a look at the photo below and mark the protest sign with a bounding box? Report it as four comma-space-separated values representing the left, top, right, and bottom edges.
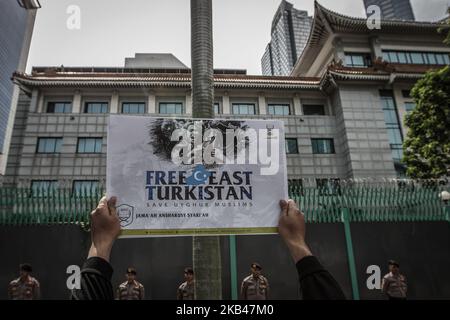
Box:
107, 115, 287, 237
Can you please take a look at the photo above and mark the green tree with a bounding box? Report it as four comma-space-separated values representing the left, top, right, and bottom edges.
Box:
439, 8, 450, 46
403, 11, 450, 179
403, 66, 450, 178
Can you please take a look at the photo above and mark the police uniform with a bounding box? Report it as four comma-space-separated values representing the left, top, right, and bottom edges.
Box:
116, 280, 145, 300
382, 272, 407, 300
8, 276, 40, 300
241, 274, 269, 300
177, 281, 195, 300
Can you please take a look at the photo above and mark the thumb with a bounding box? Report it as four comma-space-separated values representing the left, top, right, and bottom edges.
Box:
107, 196, 117, 215
279, 200, 288, 216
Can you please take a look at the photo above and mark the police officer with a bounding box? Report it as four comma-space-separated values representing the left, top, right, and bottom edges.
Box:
177, 267, 195, 300
240, 262, 269, 300
382, 260, 407, 300
8, 263, 40, 300
116, 267, 145, 300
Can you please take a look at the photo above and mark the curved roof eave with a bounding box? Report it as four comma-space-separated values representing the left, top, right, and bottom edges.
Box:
291, 1, 447, 77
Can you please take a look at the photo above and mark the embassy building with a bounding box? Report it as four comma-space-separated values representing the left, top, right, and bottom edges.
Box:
3, 3, 450, 191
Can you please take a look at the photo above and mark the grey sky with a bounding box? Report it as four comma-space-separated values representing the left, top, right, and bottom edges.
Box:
27, 0, 449, 75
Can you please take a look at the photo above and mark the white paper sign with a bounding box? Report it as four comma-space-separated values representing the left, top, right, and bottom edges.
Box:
107, 115, 288, 237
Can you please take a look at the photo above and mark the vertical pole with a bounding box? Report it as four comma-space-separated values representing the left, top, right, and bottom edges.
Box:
341, 208, 360, 300
445, 204, 450, 223
190, 0, 222, 300
229, 235, 238, 300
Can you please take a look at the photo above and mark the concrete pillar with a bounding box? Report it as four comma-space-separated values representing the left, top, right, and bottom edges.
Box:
293, 95, 303, 115
37, 94, 44, 113
72, 90, 82, 113
29, 89, 39, 112
333, 37, 345, 64
148, 91, 156, 114
185, 90, 192, 115
110, 91, 119, 113
370, 36, 383, 60
258, 94, 266, 115
222, 93, 230, 114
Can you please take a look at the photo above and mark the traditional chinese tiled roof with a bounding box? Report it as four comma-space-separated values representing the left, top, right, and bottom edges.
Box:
317, 1, 445, 33
12, 71, 322, 90
292, 1, 448, 76
325, 60, 442, 81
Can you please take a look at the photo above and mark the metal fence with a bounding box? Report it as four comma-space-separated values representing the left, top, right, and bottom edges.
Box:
289, 179, 450, 223
0, 187, 101, 226
0, 179, 449, 226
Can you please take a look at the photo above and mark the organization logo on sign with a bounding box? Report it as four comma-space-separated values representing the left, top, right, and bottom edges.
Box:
117, 204, 134, 227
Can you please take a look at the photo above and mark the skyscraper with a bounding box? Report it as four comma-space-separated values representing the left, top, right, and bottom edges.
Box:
0, 0, 40, 174
364, 0, 415, 20
261, 1, 312, 76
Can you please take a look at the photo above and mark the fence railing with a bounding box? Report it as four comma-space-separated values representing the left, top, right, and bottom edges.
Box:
289, 180, 450, 223
0, 180, 449, 226
0, 187, 103, 226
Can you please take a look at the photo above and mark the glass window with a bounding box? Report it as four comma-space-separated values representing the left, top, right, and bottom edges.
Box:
405, 102, 416, 112
443, 54, 450, 64
268, 104, 290, 116
410, 52, 424, 64
232, 104, 256, 115
214, 103, 220, 114
285, 138, 299, 154
311, 139, 335, 154
381, 95, 396, 109
380, 91, 405, 176
77, 138, 102, 153
47, 102, 72, 113
37, 138, 63, 153
303, 105, 325, 116
387, 128, 403, 145
159, 103, 183, 114
85, 102, 108, 113
388, 52, 399, 63
382, 51, 450, 65
435, 53, 450, 65
73, 181, 99, 195
383, 109, 398, 125
351, 55, 365, 66
345, 53, 372, 67
397, 52, 408, 63
405, 52, 413, 64
345, 55, 353, 66
391, 146, 403, 162
31, 180, 58, 197
426, 53, 437, 65
122, 102, 145, 114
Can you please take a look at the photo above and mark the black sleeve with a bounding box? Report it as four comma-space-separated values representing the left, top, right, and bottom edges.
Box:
71, 257, 114, 300
296, 256, 346, 300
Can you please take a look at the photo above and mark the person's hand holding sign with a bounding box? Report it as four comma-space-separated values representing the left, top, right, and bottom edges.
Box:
278, 199, 313, 263
88, 196, 121, 262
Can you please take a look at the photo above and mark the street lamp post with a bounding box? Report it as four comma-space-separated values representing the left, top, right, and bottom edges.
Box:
190, 0, 222, 300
